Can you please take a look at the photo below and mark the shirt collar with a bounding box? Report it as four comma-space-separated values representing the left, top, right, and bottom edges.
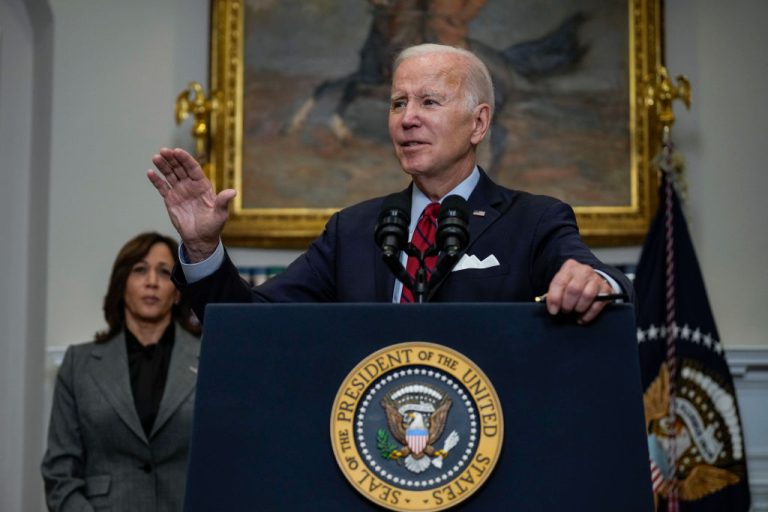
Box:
409, 166, 480, 231
125, 322, 175, 354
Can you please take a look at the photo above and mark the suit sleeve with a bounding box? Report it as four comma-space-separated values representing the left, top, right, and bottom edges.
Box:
41, 346, 95, 512
173, 212, 342, 322
252, 213, 339, 302
530, 200, 635, 302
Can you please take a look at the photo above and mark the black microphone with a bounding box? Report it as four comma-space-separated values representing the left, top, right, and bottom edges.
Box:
436, 195, 470, 257
374, 193, 410, 258
426, 195, 470, 302
374, 194, 414, 295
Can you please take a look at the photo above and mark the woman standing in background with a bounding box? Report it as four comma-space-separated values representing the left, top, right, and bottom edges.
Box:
42, 232, 201, 511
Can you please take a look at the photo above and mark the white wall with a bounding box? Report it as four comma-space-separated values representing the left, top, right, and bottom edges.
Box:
0, 0, 766, 510
0, 0, 51, 509
665, 0, 768, 349
0, 4, 35, 510
45, 0, 209, 348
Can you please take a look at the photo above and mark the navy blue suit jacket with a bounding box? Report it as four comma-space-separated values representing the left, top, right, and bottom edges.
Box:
176, 170, 633, 321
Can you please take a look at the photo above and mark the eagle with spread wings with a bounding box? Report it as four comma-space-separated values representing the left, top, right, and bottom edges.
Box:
645, 363, 741, 503
381, 394, 452, 462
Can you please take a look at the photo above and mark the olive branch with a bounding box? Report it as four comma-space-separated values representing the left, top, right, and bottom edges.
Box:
377, 428, 399, 459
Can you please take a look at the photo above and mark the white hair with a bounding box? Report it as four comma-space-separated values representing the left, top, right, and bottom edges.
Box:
393, 43, 495, 116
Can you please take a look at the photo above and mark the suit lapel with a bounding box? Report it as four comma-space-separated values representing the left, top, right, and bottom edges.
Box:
88, 333, 148, 444
465, 168, 508, 251
150, 326, 200, 439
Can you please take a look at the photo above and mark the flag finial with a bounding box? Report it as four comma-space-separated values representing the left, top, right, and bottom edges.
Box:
645, 65, 691, 131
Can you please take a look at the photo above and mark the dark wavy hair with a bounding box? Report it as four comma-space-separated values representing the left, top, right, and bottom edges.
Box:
94, 232, 201, 342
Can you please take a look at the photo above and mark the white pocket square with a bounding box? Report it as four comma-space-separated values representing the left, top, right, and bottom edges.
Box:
452, 254, 500, 272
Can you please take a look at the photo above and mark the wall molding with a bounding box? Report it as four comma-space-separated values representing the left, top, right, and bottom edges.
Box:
726, 348, 768, 511
727, 348, 768, 378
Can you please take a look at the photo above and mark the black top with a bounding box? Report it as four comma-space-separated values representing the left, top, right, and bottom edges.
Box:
125, 322, 175, 436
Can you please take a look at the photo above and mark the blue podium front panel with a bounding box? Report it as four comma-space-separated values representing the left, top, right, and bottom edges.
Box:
184, 303, 652, 512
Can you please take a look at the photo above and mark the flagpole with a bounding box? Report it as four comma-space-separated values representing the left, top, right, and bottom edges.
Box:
661, 127, 680, 512
646, 66, 691, 512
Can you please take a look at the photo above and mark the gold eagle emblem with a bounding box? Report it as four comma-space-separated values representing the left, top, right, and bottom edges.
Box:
380, 383, 458, 473
644, 363, 743, 504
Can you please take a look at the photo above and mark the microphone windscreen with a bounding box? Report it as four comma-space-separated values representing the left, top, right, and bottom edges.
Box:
379, 193, 411, 222
438, 195, 470, 223
374, 193, 411, 251
436, 195, 470, 255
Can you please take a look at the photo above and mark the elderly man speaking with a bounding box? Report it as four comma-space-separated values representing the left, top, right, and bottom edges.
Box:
147, 43, 632, 323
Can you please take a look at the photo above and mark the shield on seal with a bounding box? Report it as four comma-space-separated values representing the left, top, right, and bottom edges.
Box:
405, 413, 429, 455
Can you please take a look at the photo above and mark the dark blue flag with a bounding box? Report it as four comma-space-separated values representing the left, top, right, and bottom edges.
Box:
635, 171, 750, 511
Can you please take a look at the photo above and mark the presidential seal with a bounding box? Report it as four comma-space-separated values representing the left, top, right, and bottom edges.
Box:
331, 342, 503, 511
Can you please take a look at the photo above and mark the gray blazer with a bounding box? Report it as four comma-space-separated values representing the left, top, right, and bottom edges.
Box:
42, 326, 201, 512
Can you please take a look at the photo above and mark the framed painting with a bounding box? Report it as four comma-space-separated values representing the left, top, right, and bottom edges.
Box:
208, 0, 664, 248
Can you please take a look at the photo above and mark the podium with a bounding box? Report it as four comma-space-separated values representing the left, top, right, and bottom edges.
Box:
184, 303, 653, 511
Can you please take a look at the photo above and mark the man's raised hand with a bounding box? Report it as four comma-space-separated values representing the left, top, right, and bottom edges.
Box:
147, 147, 236, 262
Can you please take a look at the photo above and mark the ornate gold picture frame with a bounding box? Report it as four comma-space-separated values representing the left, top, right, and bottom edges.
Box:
208, 0, 663, 248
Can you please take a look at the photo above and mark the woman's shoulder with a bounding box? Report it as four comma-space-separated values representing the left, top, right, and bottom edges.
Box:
62, 334, 122, 364
64, 338, 101, 357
